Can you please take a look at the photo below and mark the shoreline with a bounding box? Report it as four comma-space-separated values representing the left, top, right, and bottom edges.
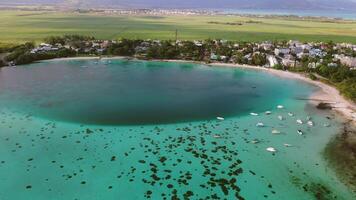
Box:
161, 60, 356, 124
29, 56, 356, 124
5, 55, 356, 194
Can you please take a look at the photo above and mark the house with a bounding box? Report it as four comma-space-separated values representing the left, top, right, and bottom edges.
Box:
194, 40, 203, 47
267, 55, 278, 67
96, 48, 105, 54
258, 42, 273, 51
335, 55, 356, 68
290, 47, 304, 54
297, 52, 308, 59
308, 62, 318, 69
327, 63, 338, 67
30, 43, 61, 54
210, 53, 218, 60
309, 49, 325, 57
282, 58, 296, 67
275, 48, 290, 56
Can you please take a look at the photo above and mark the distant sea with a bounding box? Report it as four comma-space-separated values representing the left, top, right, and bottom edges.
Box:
221, 9, 356, 20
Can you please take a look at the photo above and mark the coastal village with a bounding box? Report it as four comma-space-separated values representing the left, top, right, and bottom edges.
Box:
3, 37, 356, 70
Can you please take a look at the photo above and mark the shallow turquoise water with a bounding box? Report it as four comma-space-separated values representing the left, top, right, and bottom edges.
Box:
0, 59, 354, 199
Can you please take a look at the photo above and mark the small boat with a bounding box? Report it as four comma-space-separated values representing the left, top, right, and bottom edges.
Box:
277, 105, 284, 109
297, 130, 303, 135
217, 117, 225, 121
278, 115, 284, 121
323, 123, 331, 127
250, 113, 259, 116
251, 139, 260, 144
296, 119, 303, 124
288, 112, 294, 117
266, 147, 277, 152
213, 134, 221, 138
272, 129, 281, 134
256, 122, 264, 127
265, 111, 272, 115
307, 121, 314, 126
284, 143, 292, 147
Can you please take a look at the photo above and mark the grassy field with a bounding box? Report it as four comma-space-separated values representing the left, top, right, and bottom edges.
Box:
1, 10, 356, 43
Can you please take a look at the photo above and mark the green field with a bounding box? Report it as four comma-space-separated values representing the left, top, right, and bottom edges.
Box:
1, 10, 356, 43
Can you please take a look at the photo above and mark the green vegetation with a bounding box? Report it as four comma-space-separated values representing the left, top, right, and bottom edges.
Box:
4, 41, 76, 65
308, 73, 318, 80
1, 10, 356, 43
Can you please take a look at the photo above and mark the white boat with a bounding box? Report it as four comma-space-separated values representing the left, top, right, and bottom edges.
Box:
288, 112, 294, 117
307, 121, 314, 126
277, 105, 284, 109
297, 130, 303, 135
265, 111, 272, 115
217, 117, 225, 121
278, 115, 284, 121
323, 123, 331, 127
251, 139, 260, 144
213, 134, 221, 138
256, 122, 264, 127
296, 119, 303, 124
272, 129, 281, 134
250, 113, 259, 116
284, 143, 292, 147
266, 147, 277, 152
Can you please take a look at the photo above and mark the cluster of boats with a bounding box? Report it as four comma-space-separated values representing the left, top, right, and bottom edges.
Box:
249, 105, 316, 136
216, 104, 331, 154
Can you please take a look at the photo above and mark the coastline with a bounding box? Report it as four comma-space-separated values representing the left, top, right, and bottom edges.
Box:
34, 56, 356, 124
161, 60, 356, 125
4, 56, 356, 195
209, 62, 356, 125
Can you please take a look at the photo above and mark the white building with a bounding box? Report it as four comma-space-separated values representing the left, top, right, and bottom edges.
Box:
335, 54, 356, 68
267, 55, 278, 67
275, 48, 290, 56
282, 58, 295, 67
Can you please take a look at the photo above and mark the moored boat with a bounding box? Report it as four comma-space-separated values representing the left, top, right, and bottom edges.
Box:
217, 117, 225, 121
296, 119, 303, 124
297, 130, 303, 135
256, 122, 264, 127
266, 147, 277, 152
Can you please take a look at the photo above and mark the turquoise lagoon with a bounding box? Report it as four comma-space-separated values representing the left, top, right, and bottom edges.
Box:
0, 59, 354, 199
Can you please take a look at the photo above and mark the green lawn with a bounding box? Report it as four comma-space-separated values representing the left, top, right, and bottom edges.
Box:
1, 10, 356, 43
